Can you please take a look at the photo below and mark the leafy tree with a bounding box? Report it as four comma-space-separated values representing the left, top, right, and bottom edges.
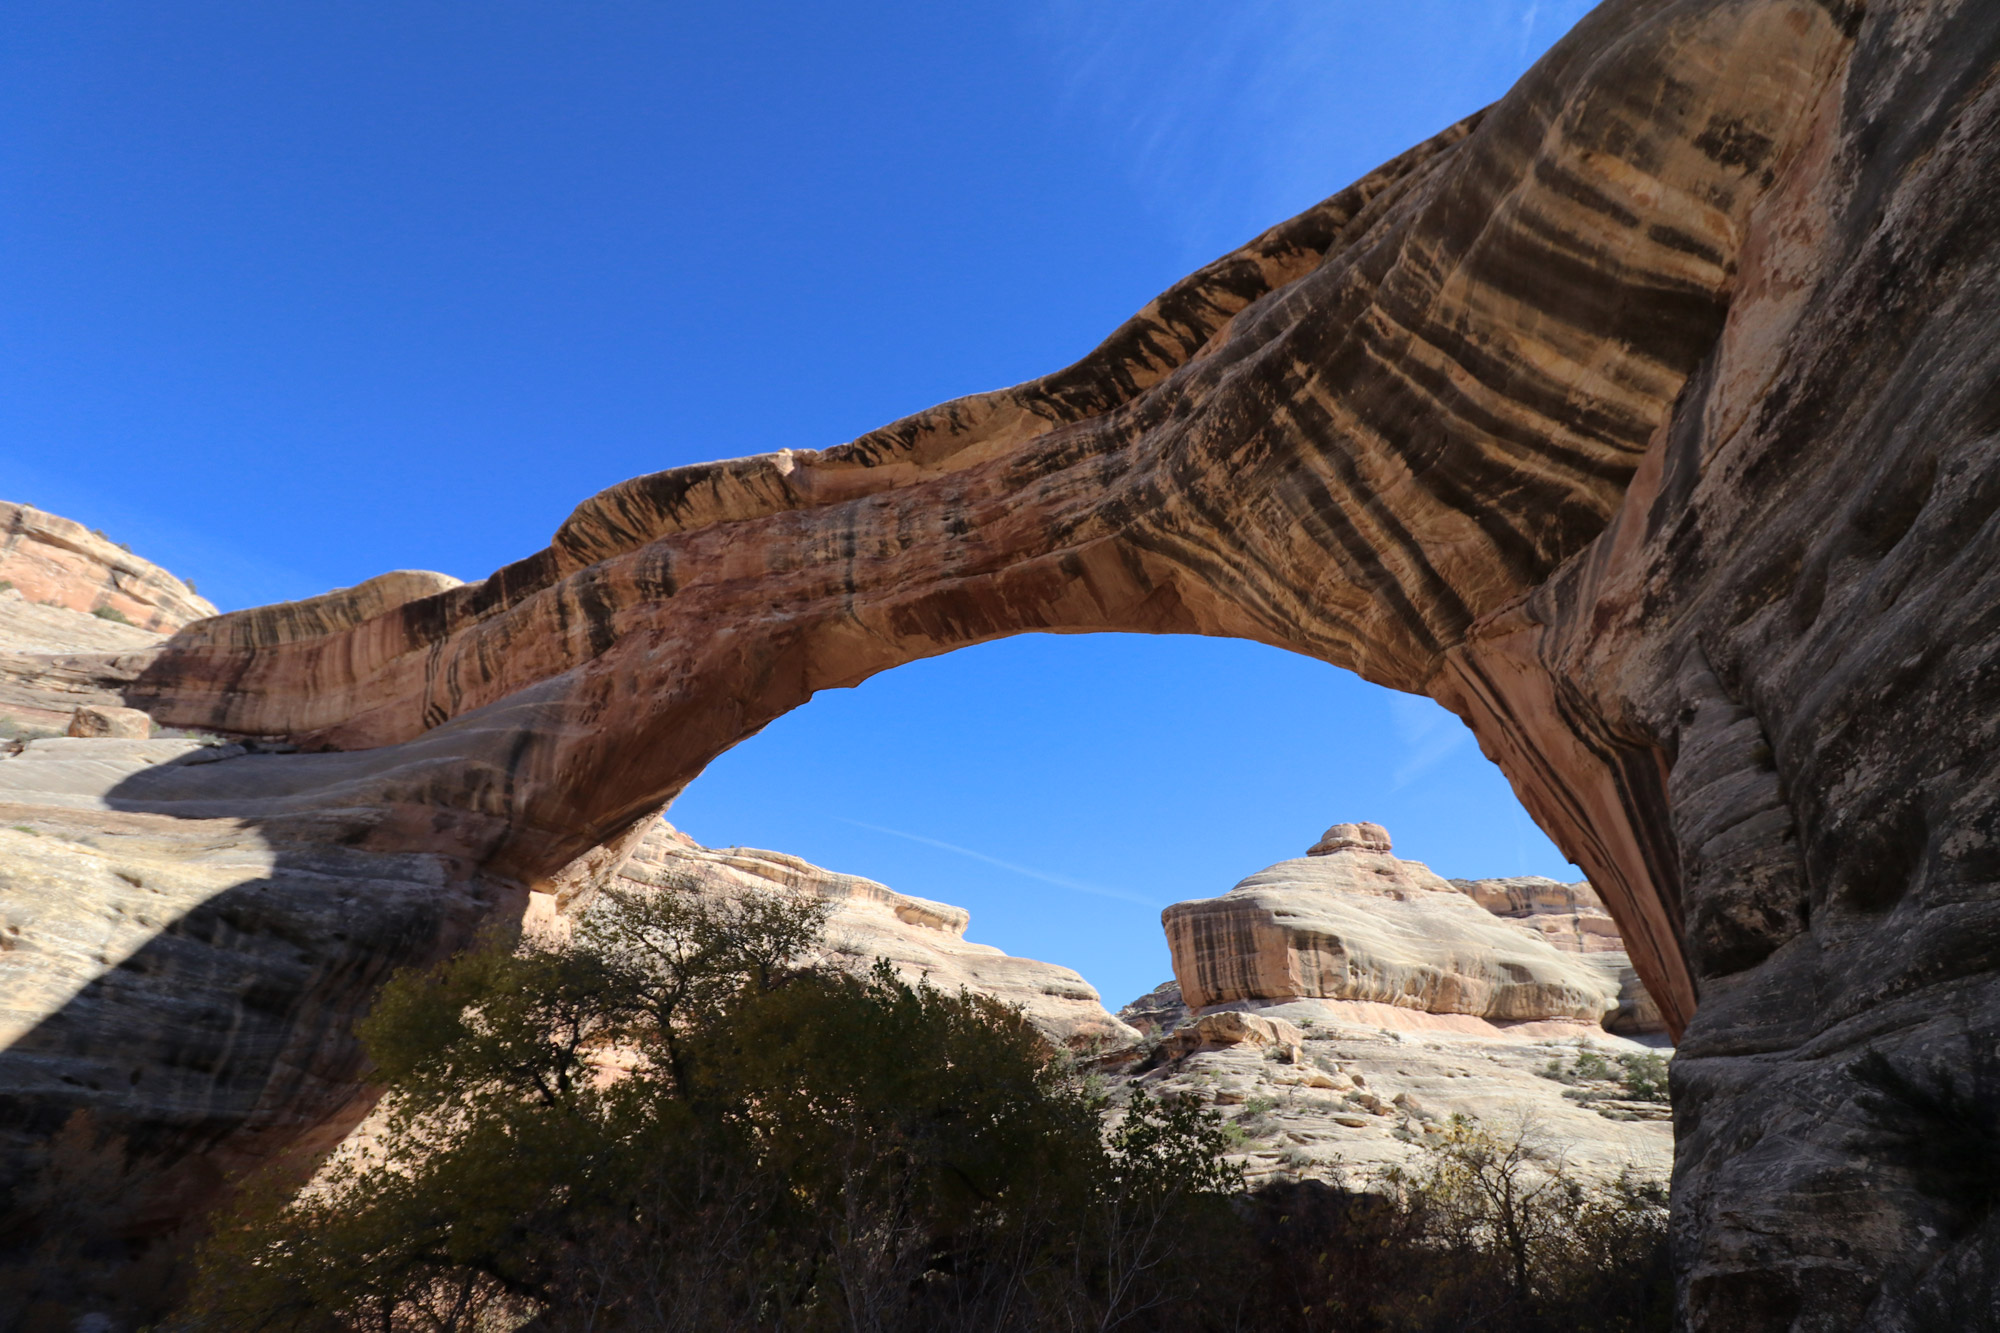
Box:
179, 885, 1240, 1332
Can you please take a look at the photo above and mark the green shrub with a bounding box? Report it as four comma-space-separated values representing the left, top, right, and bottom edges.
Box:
90, 605, 133, 624
1542, 1042, 1665, 1102
181, 887, 1241, 1332
171, 888, 1675, 1333
1618, 1051, 1672, 1103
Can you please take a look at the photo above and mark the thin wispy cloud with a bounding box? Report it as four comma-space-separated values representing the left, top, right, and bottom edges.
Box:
833, 817, 1160, 908
1519, 2, 1543, 59
1026, 0, 1599, 267
1388, 693, 1470, 791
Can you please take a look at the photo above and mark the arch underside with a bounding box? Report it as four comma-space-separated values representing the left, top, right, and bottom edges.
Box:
10, 1, 2000, 1325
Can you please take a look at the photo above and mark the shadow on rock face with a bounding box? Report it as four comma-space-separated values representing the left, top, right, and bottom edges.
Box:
0, 738, 530, 1326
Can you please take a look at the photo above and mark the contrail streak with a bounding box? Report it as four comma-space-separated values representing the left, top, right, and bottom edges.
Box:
833, 817, 1160, 908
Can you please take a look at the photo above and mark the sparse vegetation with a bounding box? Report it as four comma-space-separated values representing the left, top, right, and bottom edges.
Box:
90, 605, 133, 624
1618, 1051, 1671, 1103
1539, 1043, 1671, 1111
150, 890, 1678, 1331
180, 886, 1243, 1331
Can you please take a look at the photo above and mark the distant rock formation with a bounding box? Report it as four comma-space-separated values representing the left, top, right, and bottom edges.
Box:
0, 503, 213, 633
1163, 823, 1629, 1026
1122, 823, 1672, 1190
1451, 874, 1665, 1035
1117, 978, 1188, 1037
585, 821, 1137, 1049
4, 1, 1999, 1322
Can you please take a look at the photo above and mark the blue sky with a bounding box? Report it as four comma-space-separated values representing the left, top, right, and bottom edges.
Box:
3, 0, 1598, 1008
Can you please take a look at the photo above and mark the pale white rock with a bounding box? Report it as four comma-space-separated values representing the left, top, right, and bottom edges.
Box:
1306, 821, 1393, 856
0, 587, 165, 659
1129, 1009, 1671, 1190
1450, 875, 1667, 1036
574, 821, 1139, 1049
1162, 1010, 1304, 1057
1163, 830, 1621, 1021
1134, 822, 1674, 1192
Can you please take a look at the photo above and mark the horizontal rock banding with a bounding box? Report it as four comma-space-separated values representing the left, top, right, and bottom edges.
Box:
0, 503, 214, 635
1163, 823, 1633, 1024
6, 0, 1999, 1321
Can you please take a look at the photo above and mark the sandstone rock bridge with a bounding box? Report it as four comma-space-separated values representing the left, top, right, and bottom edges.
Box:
5, 0, 1999, 1325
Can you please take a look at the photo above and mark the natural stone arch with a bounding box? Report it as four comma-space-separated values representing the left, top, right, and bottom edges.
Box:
120, 0, 1855, 1041
12, 1, 2000, 1324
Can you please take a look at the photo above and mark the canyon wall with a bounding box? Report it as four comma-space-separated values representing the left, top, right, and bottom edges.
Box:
2, 1, 1997, 1326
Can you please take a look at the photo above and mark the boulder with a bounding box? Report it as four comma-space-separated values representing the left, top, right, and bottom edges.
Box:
1162, 1010, 1305, 1057
65, 705, 152, 740
1306, 822, 1393, 856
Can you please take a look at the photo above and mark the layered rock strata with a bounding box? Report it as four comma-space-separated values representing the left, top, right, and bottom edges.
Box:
1131, 823, 1672, 1191
1164, 824, 1628, 1025
1452, 874, 1666, 1034
0, 586, 183, 738
0, 2, 1995, 1323
0, 504, 213, 634
591, 821, 1137, 1048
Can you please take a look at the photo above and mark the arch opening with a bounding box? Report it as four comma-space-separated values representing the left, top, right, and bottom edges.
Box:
664, 630, 1575, 1011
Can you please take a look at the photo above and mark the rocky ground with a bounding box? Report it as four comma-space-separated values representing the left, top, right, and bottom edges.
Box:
587, 816, 1674, 1193
1106, 823, 1672, 1190
1116, 1002, 1669, 1190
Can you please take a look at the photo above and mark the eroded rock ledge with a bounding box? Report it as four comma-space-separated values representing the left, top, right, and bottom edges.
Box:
1115, 821, 1672, 1191
3, 1, 1999, 1325
1165, 822, 1639, 1025
585, 821, 1138, 1049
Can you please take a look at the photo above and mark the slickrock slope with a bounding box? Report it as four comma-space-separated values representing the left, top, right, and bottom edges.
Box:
0, 504, 213, 635
1165, 823, 1625, 1024
2, 3, 1997, 1323
1134, 822, 1672, 1190
1130, 1002, 1672, 1192
596, 821, 1136, 1048
0, 736, 512, 1256
1453, 874, 1666, 1034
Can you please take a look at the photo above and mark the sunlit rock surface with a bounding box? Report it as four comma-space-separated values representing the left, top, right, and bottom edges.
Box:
1130, 1004, 1672, 1193
1451, 874, 1667, 1036
588, 821, 1138, 1049
0, 503, 213, 634
2, 2, 1998, 1323
1164, 825, 1624, 1022
1133, 823, 1672, 1190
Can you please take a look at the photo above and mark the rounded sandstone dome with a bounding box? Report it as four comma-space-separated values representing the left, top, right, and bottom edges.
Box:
1307, 821, 1392, 856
